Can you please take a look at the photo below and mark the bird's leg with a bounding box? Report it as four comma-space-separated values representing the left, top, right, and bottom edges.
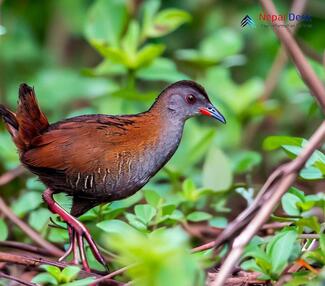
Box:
43, 188, 107, 271
58, 226, 74, 262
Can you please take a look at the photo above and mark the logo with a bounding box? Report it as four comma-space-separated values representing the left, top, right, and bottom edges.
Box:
241, 15, 255, 27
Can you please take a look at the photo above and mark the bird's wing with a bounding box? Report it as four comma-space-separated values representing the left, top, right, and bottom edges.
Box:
21, 115, 145, 193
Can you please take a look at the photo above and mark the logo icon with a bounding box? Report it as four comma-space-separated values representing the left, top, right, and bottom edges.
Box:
241, 15, 255, 27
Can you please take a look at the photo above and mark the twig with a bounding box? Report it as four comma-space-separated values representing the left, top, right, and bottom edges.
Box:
0, 251, 99, 278
0, 240, 51, 256
91, 265, 132, 284
261, 0, 307, 101
260, 0, 325, 110
211, 121, 325, 286
0, 165, 25, 186
0, 271, 37, 286
0, 167, 64, 257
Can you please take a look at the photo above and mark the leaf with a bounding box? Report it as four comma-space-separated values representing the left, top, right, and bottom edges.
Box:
208, 217, 227, 228
266, 229, 298, 276
28, 208, 51, 231
232, 151, 261, 174
187, 211, 212, 222
299, 166, 323, 180
61, 266, 81, 283
125, 213, 147, 231
202, 148, 233, 191
121, 20, 140, 63
135, 204, 157, 225
136, 57, 188, 82
84, 0, 128, 47
12, 191, 43, 217
144, 189, 161, 207
281, 193, 303, 216
32, 273, 58, 285
134, 43, 165, 69
262, 136, 302, 151
146, 8, 191, 38
41, 265, 61, 281
0, 219, 8, 241
97, 219, 136, 234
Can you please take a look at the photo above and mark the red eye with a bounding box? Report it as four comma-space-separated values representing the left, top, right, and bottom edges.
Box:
186, 95, 196, 104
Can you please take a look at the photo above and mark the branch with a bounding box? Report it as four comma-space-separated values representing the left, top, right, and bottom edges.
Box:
0, 167, 64, 257
0, 240, 51, 256
260, 0, 325, 110
0, 271, 37, 286
211, 121, 325, 286
0, 165, 25, 185
261, 0, 308, 101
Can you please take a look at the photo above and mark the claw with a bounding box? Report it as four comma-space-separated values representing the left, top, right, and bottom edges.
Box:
43, 189, 108, 272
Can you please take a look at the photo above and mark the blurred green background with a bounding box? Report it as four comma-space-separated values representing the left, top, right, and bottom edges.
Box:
0, 1, 324, 285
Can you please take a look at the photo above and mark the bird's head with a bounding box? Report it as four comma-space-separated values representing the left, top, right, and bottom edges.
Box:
154, 80, 226, 124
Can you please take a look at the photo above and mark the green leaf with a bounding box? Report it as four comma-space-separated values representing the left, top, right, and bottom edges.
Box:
146, 8, 191, 38
144, 189, 161, 207
300, 166, 323, 180
187, 211, 212, 222
61, 266, 81, 283
125, 213, 148, 231
0, 219, 8, 241
28, 208, 51, 231
121, 20, 140, 61
208, 217, 227, 228
232, 151, 261, 174
97, 219, 136, 235
202, 148, 233, 191
135, 204, 157, 225
295, 217, 320, 233
136, 57, 188, 82
182, 178, 198, 201
266, 229, 298, 276
12, 191, 43, 217
262, 136, 302, 151
281, 192, 303, 216
32, 273, 58, 285
84, 0, 128, 47
134, 43, 165, 69
320, 234, 325, 254
41, 265, 61, 281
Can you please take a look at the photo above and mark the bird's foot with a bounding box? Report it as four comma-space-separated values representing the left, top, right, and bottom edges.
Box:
42, 189, 107, 272
59, 223, 108, 272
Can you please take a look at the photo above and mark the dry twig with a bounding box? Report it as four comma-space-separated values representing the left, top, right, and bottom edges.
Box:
209, 0, 325, 283
0, 167, 64, 257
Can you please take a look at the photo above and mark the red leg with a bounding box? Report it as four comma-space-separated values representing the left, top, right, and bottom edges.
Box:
43, 188, 107, 271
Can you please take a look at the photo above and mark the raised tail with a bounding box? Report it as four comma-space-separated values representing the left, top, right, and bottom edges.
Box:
0, 83, 49, 152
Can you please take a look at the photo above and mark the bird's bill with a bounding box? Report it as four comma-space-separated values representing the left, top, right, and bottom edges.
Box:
199, 105, 226, 124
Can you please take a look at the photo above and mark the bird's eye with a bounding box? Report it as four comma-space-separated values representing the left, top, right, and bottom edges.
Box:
186, 94, 196, 104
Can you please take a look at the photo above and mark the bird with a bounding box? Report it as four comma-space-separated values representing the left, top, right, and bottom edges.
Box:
0, 80, 226, 271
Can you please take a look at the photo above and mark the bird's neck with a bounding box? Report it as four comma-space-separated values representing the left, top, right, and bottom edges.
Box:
140, 104, 185, 174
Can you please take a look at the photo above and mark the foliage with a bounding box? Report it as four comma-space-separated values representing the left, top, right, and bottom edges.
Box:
0, 0, 324, 285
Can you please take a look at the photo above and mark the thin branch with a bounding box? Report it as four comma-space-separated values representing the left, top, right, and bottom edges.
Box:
260, 0, 325, 110
92, 265, 132, 284
0, 271, 37, 286
0, 251, 98, 278
0, 240, 51, 256
0, 167, 64, 257
261, 0, 307, 101
211, 121, 325, 286
0, 165, 25, 186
